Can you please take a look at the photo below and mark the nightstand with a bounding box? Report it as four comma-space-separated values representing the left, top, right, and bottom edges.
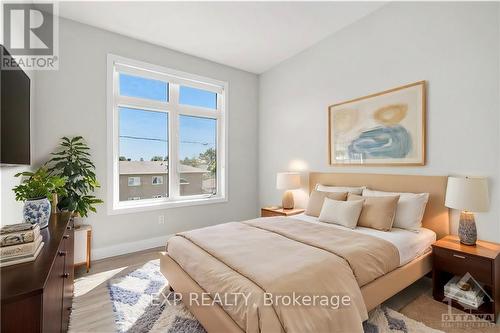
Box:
432, 235, 500, 322
261, 207, 305, 217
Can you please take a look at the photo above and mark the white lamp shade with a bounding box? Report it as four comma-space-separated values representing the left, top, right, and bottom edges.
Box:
276, 172, 301, 190
445, 176, 489, 212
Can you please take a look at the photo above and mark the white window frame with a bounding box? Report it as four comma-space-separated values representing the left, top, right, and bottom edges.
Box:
107, 54, 228, 215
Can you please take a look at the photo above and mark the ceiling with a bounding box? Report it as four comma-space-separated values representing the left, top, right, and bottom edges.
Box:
57, 1, 385, 74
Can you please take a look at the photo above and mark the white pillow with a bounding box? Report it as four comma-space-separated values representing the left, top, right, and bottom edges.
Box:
316, 184, 365, 195
362, 189, 429, 232
318, 198, 364, 229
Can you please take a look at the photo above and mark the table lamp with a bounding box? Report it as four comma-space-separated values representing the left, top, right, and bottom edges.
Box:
276, 172, 300, 209
445, 176, 489, 245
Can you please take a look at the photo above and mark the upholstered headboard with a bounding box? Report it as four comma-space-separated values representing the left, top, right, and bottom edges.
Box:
309, 172, 449, 239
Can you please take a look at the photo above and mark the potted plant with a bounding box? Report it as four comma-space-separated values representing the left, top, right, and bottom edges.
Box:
46, 136, 103, 218
13, 167, 67, 229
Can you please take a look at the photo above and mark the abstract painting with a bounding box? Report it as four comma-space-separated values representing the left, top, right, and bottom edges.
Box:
328, 81, 426, 166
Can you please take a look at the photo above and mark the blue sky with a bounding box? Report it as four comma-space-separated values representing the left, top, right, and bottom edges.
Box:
119, 74, 216, 161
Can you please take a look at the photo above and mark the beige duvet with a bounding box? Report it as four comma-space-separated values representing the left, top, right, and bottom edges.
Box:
166, 217, 400, 333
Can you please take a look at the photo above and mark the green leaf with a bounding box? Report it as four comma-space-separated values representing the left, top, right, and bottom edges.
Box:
12, 167, 66, 201
44, 136, 103, 216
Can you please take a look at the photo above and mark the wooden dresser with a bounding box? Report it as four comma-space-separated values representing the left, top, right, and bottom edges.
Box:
1, 213, 75, 333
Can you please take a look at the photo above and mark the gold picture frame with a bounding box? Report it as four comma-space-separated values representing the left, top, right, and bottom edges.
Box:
328, 81, 426, 166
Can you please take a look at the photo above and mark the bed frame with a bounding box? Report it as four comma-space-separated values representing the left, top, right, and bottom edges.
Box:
160, 173, 449, 333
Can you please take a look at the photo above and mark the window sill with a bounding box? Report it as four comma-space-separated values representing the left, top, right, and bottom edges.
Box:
107, 196, 227, 215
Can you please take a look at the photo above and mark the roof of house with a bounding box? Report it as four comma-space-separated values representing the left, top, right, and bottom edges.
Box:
119, 161, 209, 175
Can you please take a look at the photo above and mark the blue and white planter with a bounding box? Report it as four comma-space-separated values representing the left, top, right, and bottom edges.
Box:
23, 197, 51, 229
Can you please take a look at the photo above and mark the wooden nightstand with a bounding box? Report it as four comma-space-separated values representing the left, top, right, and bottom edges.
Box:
261, 207, 305, 217
432, 235, 500, 322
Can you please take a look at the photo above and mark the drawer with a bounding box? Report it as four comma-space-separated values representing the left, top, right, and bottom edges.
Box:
261, 210, 282, 217
42, 246, 65, 333
433, 247, 492, 285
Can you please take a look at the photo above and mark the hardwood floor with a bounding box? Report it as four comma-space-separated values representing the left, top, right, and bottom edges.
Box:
70, 247, 163, 333
74, 247, 164, 277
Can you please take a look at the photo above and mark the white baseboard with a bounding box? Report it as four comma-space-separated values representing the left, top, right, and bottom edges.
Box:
92, 234, 172, 260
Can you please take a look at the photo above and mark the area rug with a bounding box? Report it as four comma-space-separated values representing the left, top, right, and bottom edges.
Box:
365, 306, 443, 333
108, 259, 443, 333
107, 259, 205, 333
400, 293, 498, 333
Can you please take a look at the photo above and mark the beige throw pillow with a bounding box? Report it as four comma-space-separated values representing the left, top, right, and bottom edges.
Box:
347, 193, 400, 231
362, 189, 429, 232
318, 198, 364, 229
305, 190, 348, 217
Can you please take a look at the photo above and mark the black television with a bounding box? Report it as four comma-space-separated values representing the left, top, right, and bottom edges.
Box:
1, 45, 31, 165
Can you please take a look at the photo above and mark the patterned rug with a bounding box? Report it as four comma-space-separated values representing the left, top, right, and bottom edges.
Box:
107, 260, 205, 333
108, 260, 443, 333
365, 307, 443, 333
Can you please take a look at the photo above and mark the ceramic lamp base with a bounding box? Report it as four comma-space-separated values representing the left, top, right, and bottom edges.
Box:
458, 211, 477, 246
282, 190, 294, 209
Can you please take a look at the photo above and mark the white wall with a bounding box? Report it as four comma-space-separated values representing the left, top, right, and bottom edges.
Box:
259, 2, 500, 242
29, 18, 259, 258
2, 2, 499, 253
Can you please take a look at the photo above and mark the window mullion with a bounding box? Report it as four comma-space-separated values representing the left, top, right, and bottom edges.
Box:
177, 105, 222, 119
116, 96, 170, 113
169, 84, 180, 199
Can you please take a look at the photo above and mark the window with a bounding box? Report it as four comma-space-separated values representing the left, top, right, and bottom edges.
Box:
128, 177, 141, 186
179, 86, 217, 109
108, 54, 227, 214
179, 115, 217, 196
152, 176, 163, 185
119, 107, 168, 200
119, 74, 168, 102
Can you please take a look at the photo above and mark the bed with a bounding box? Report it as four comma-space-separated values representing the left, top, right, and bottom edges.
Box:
160, 173, 449, 333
